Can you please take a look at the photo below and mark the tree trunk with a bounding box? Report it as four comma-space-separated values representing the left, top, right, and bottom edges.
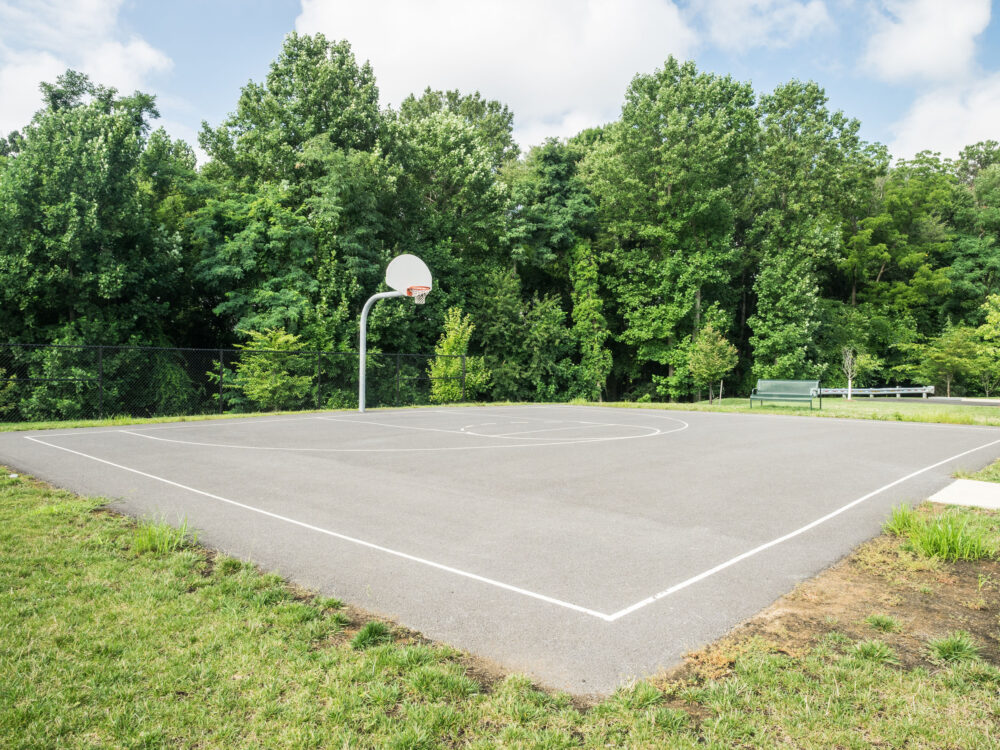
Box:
847, 375, 852, 401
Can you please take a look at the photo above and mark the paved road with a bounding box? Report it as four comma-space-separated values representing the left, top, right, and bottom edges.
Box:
2, 405, 998, 695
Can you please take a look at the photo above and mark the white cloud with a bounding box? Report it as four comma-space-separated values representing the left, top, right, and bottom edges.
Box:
0, 49, 65, 134
295, 0, 698, 148
863, 0, 990, 83
890, 72, 1000, 160
0, 0, 172, 135
691, 0, 832, 52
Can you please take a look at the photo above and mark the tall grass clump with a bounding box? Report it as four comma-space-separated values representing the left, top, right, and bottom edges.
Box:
883, 505, 919, 537
927, 631, 981, 664
132, 518, 196, 555
883, 505, 996, 562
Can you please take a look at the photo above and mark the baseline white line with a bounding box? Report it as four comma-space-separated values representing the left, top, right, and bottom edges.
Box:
603, 435, 1000, 621
23, 436, 614, 621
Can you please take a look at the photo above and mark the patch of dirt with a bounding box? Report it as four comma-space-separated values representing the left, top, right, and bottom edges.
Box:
661, 505, 1000, 685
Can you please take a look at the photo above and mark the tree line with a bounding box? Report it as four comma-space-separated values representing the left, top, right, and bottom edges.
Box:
2, 33, 999, 408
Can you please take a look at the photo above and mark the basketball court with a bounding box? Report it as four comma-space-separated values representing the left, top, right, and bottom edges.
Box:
2, 404, 999, 694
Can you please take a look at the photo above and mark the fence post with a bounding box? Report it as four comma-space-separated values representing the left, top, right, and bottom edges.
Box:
461, 355, 466, 402
98, 346, 104, 420
218, 349, 224, 415
315, 351, 321, 410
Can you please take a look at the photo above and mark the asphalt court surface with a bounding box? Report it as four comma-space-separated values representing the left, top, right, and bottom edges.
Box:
3, 404, 1000, 694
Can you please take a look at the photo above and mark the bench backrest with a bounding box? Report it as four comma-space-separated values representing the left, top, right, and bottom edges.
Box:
756, 379, 819, 396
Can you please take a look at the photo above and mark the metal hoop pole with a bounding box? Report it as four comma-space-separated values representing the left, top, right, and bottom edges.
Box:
359, 291, 404, 413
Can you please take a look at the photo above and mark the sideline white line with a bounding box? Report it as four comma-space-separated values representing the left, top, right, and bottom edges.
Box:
603, 435, 1000, 621
23, 436, 614, 621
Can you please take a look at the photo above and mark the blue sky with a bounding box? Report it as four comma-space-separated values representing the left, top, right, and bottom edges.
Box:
2, 1, 999, 162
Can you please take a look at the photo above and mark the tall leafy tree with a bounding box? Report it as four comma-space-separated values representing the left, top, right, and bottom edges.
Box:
399, 88, 518, 168
0, 72, 179, 345
507, 137, 596, 297
748, 81, 879, 380
585, 57, 757, 398
200, 33, 380, 186
569, 241, 611, 400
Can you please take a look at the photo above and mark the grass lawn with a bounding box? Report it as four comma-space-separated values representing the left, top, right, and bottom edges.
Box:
2, 472, 999, 748
594, 396, 1000, 428
963, 457, 1000, 483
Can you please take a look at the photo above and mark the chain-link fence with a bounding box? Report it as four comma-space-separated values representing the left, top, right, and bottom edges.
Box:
0, 344, 466, 423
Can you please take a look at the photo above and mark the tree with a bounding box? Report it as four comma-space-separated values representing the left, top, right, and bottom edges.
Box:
584, 57, 756, 398
428, 308, 490, 403
748, 80, 882, 380
399, 88, 518, 168
229, 329, 312, 411
920, 323, 978, 397
200, 33, 380, 186
840, 346, 881, 399
507, 138, 596, 297
0, 71, 180, 346
688, 323, 738, 404
569, 242, 611, 401
975, 294, 1000, 396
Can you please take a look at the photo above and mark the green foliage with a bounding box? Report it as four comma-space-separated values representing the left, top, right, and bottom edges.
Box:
475, 268, 574, 401
3, 35, 1000, 416
585, 58, 756, 398
229, 329, 313, 411
428, 308, 490, 403
0, 71, 179, 347
200, 33, 380, 185
0, 369, 15, 418
688, 323, 738, 403
920, 323, 979, 397
569, 242, 611, 400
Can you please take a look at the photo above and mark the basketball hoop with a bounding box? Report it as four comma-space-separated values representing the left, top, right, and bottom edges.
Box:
359, 254, 433, 412
407, 285, 431, 305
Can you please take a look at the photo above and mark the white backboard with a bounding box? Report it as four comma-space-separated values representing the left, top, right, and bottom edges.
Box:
385, 254, 432, 293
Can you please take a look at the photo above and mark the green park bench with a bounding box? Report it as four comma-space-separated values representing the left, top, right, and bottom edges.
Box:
749, 379, 822, 410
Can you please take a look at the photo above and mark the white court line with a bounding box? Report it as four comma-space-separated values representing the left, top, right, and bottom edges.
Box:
23, 430, 1000, 623
316, 415, 469, 436
603, 435, 1000, 621
118, 415, 687, 451
44, 415, 324, 437
489, 422, 609, 437
23, 436, 612, 620
459, 421, 663, 441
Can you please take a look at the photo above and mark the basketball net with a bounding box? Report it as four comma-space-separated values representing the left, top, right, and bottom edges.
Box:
407, 285, 430, 305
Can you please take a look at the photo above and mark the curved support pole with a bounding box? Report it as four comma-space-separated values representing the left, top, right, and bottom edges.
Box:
359, 290, 405, 412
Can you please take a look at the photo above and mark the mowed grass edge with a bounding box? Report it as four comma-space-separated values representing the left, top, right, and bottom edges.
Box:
2, 470, 999, 748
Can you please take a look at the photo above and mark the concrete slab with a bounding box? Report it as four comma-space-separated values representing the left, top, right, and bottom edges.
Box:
1, 404, 999, 695
929, 478, 1000, 509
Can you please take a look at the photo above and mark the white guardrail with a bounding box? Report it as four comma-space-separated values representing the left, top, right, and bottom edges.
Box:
817, 386, 935, 399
